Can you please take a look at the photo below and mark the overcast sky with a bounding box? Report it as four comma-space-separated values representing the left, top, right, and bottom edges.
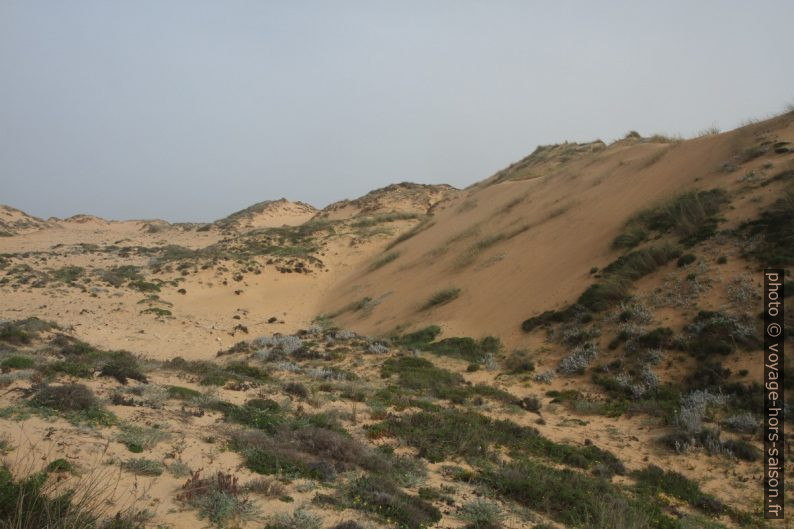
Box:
1, 1, 793, 222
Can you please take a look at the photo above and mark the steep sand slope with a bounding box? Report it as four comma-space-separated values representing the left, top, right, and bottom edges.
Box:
321, 113, 794, 344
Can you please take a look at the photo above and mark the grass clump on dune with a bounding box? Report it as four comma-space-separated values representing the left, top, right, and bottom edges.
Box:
0, 462, 145, 529
420, 287, 461, 310
613, 189, 727, 249
369, 251, 400, 271
121, 458, 165, 476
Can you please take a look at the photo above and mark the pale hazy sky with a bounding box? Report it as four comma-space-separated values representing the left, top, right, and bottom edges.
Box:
2, 1, 793, 222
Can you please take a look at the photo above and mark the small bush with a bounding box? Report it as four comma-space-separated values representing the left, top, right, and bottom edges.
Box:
31, 383, 97, 412
346, 476, 441, 529
100, 352, 148, 385
676, 254, 696, 267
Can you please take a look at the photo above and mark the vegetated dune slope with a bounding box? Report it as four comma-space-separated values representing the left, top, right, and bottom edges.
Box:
321, 112, 794, 345
0, 189, 452, 359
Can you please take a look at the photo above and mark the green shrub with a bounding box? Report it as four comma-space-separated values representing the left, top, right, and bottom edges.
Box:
521, 308, 576, 332
424, 336, 501, 363
0, 355, 35, 369
380, 356, 468, 402
632, 465, 724, 515
166, 385, 202, 400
